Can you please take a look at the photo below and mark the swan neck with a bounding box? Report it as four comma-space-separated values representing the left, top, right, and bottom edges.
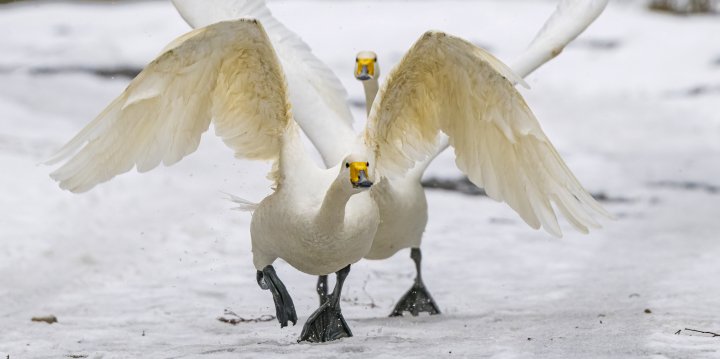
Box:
316, 177, 354, 230
362, 79, 379, 116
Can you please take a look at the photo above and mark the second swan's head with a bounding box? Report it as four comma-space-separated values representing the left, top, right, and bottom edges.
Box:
355, 51, 379, 81
341, 153, 373, 190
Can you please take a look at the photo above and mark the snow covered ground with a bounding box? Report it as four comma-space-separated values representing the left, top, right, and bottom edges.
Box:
1, 0, 719, 358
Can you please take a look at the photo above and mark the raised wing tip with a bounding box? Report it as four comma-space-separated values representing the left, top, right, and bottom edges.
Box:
584, 0, 610, 14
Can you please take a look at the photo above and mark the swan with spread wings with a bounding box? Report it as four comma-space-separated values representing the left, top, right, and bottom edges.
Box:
49, 1, 610, 343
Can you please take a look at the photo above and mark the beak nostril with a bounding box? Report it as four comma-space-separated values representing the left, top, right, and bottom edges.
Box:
355, 169, 373, 188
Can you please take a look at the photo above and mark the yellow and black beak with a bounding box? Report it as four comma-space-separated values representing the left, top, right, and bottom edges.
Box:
355, 58, 376, 81
349, 162, 373, 188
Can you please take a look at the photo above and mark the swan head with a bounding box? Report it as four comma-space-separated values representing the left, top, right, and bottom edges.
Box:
355, 51, 379, 81
341, 154, 374, 190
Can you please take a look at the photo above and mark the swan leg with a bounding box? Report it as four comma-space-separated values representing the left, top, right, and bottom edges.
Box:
316, 275, 329, 306
257, 265, 297, 328
299, 265, 353, 343
390, 248, 441, 317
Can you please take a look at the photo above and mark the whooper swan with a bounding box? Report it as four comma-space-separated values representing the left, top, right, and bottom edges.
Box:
47, 19, 379, 343
172, 0, 611, 317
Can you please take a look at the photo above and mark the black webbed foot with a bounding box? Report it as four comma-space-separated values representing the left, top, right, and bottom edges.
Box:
257, 265, 297, 327
389, 248, 441, 317
390, 280, 441, 317
299, 265, 353, 343
298, 299, 352, 342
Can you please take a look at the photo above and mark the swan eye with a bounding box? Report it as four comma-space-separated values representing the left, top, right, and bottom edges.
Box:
366, 162, 370, 167
345, 163, 350, 168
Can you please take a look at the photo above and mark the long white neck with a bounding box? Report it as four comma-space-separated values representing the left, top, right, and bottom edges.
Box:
315, 175, 354, 232
362, 79, 380, 116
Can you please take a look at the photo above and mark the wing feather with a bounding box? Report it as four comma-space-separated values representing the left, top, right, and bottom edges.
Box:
171, 0, 355, 166
48, 19, 291, 193
511, 0, 609, 79
365, 31, 609, 236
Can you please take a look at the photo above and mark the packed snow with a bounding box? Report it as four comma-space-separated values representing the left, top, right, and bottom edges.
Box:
1, 1, 719, 358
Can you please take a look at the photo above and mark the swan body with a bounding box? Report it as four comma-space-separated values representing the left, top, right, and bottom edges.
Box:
251, 158, 379, 275
365, 168, 427, 259
47, 19, 384, 339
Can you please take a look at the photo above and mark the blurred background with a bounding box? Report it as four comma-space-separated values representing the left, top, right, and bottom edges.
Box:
1, 0, 719, 358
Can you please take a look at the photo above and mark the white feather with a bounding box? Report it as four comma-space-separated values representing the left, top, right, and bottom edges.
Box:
47, 19, 292, 193
511, 0, 609, 79
365, 31, 611, 237
170, 0, 356, 166
223, 192, 259, 212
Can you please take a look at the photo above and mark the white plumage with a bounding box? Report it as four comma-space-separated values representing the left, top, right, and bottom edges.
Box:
170, 0, 356, 166
46, 20, 290, 192
47, 19, 379, 277
511, 0, 610, 79
366, 32, 608, 236
49, 0, 611, 339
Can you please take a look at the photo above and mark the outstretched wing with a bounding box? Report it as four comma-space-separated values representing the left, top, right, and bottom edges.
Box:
364, 31, 609, 236
171, 0, 356, 166
47, 19, 291, 193
511, 0, 609, 79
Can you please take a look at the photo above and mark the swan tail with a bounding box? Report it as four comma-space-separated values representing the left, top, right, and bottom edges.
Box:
223, 192, 259, 212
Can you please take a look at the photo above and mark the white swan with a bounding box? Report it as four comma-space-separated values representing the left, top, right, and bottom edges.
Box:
171, 0, 611, 316
46, 19, 379, 342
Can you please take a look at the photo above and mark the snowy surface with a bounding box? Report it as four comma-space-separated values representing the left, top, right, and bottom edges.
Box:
1, 1, 720, 358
